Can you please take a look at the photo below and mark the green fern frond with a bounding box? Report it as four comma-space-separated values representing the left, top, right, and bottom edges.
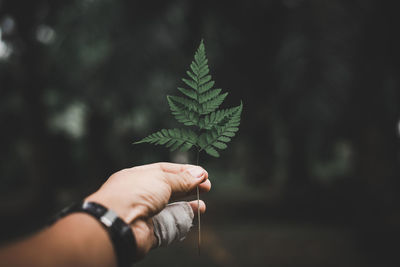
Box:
134, 39, 242, 158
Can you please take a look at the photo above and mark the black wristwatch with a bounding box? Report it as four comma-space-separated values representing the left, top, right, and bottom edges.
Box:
51, 201, 137, 267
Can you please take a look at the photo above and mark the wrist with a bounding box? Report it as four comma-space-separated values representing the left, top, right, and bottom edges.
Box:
56, 213, 117, 267
53, 201, 138, 267
84, 193, 143, 224
129, 219, 158, 258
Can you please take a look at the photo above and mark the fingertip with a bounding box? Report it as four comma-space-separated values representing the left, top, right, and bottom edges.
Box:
201, 200, 206, 213
187, 166, 207, 180
189, 200, 206, 214
199, 179, 211, 193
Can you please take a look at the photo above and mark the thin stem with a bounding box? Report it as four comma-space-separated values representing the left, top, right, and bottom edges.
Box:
196, 149, 201, 255
194, 52, 201, 255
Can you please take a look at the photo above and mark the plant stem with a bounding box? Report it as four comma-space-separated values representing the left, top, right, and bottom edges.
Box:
196, 149, 201, 255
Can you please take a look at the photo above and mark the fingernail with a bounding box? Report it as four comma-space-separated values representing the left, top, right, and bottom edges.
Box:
188, 166, 205, 179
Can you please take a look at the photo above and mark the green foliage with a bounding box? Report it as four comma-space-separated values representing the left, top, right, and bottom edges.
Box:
134, 40, 242, 157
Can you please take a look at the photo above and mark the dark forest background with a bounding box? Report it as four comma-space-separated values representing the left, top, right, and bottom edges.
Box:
1, 0, 400, 266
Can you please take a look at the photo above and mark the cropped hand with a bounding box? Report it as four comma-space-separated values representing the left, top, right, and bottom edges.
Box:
86, 162, 211, 257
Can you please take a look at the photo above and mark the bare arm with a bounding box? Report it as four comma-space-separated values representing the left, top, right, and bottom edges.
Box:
0, 214, 116, 267
0, 163, 210, 267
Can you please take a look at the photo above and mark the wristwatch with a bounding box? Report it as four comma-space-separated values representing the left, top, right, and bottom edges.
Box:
51, 201, 137, 267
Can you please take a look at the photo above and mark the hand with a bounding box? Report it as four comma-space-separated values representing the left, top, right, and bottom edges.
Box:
85, 162, 211, 258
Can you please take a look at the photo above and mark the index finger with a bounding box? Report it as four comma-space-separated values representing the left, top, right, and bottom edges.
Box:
163, 166, 209, 197
132, 162, 207, 175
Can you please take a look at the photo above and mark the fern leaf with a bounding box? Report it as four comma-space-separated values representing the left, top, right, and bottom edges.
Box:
198, 65, 209, 79
182, 78, 197, 90
167, 95, 199, 112
199, 102, 242, 157
198, 80, 215, 94
212, 142, 228, 150
134, 128, 197, 152
199, 103, 242, 130
199, 75, 212, 86
167, 95, 199, 126
186, 71, 198, 83
190, 62, 199, 74
177, 87, 197, 100
200, 92, 228, 115
198, 89, 221, 104
204, 146, 220, 157
194, 41, 206, 65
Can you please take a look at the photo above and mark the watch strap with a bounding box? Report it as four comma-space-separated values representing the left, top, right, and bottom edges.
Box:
52, 201, 137, 267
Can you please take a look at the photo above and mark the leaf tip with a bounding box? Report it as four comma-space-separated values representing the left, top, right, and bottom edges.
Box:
199, 39, 205, 50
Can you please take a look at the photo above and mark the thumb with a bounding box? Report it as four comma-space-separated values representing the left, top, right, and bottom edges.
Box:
152, 201, 194, 247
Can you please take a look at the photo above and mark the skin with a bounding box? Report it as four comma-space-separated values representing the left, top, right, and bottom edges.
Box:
0, 162, 211, 267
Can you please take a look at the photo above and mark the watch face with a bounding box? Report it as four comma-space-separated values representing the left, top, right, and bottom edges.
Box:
100, 210, 118, 227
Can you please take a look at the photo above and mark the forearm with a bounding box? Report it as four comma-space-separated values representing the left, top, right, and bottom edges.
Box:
0, 213, 116, 267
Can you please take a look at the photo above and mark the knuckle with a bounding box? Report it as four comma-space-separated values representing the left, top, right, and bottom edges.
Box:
181, 173, 193, 192
158, 162, 177, 173
156, 162, 166, 171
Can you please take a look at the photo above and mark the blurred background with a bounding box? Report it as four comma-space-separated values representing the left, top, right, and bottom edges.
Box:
1, 0, 400, 266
